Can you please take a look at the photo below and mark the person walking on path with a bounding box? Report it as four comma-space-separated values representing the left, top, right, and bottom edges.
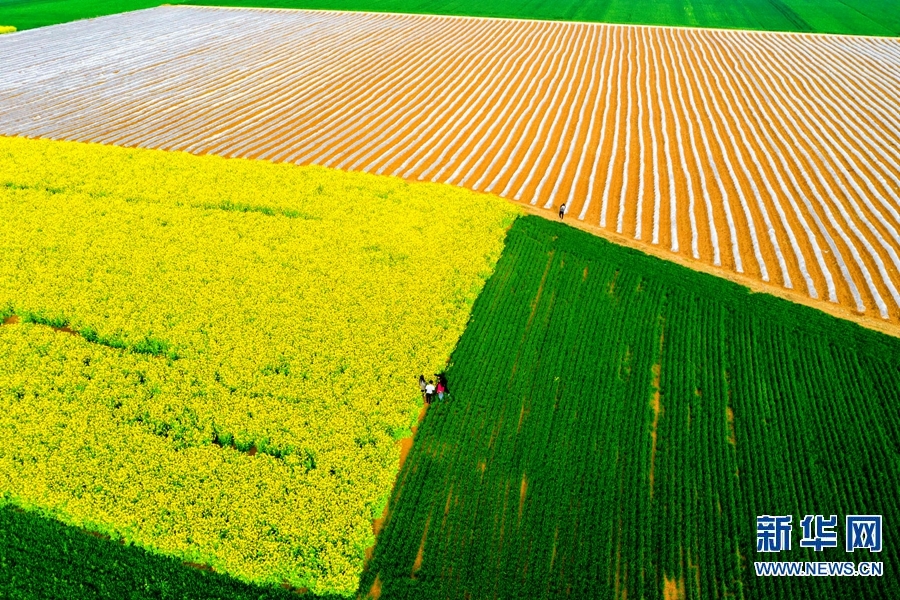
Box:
425, 380, 436, 404
437, 381, 445, 401
419, 374, 427, 400
558, 203, 566, 220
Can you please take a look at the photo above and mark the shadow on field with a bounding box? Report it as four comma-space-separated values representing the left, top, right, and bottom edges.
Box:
0, 504, 345, 600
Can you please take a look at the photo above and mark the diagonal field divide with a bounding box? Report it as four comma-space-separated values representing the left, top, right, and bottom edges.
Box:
2, 6, 900, 322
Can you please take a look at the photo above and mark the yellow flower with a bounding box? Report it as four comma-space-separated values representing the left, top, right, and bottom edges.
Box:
0, 135, 520, 595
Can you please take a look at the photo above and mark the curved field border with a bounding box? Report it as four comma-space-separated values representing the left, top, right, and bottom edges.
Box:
2, 6, 899, 328
1, 0, 899, 36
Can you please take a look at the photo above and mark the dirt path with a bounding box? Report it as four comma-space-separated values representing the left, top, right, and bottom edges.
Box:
366, 403, 428, 556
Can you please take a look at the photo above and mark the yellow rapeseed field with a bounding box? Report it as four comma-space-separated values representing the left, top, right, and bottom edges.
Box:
0, 136, 520, 594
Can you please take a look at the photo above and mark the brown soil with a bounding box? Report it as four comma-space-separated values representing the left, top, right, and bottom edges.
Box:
82, 529, 112, 541
367, 574, 382, 600
675, 30, 760, 276
529, 250, 556, 324
434, 21, 556, 187
444, 486, 453, 516
366, 403, 429, 559
580, 28, 627, 229
480, 24, 583, 198
548, 527, 560, 571
519, 200, 900, 338
649, 363, 662, 496
441, 485, 455, 531
613, 509, 625, 599
374, 21, 539, 180
517, 400, 527, 433
617, 28, 644, 242
1, 314, 79, 336
613, 544, 626, 599
518, 473, 528, 521
411, 517, 430, 578
396, 436, 414, 476
663, 576, 685, 600
734, 33, 900, 313
726, 406, 736, 447
649, 323, 664, 496
211, 437, 258, 458
453, 22, 572, 190
716, 31, 874, 308
699, 34, 829, 296
512, 24, 598, 208
280, 582, 309, 595
317, 20, 507, 172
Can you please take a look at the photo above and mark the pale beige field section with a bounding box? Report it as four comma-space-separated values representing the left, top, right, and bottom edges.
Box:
2, 6, 900, 320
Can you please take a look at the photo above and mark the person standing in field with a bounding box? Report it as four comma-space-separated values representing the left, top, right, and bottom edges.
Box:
436, 373, 449, 396
437, 380, 445, 401
419, 374, 427, 400
425, 380, 436, 404
558, 203, 566, 220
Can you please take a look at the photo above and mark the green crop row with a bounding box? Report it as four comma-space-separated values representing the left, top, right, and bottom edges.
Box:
361, 215, 899, 599
2, 0, 898, 36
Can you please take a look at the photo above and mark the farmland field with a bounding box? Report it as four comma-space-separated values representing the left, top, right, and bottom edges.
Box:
2, 7, 899, 325
1, 2, 899, 598
0, 505, 320, 600
363, 215, 900, 599
1, 0, 898, 36
0, 136, 518, 595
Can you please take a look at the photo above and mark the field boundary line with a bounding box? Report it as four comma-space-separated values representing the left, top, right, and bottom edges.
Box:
167, 4, 900, 40
513, 201, 900, 339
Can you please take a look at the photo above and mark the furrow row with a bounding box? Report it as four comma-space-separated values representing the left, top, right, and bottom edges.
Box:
1, 6, 899, 320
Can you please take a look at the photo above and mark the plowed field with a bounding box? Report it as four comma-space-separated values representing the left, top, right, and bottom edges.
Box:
2, 6, 900, 321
